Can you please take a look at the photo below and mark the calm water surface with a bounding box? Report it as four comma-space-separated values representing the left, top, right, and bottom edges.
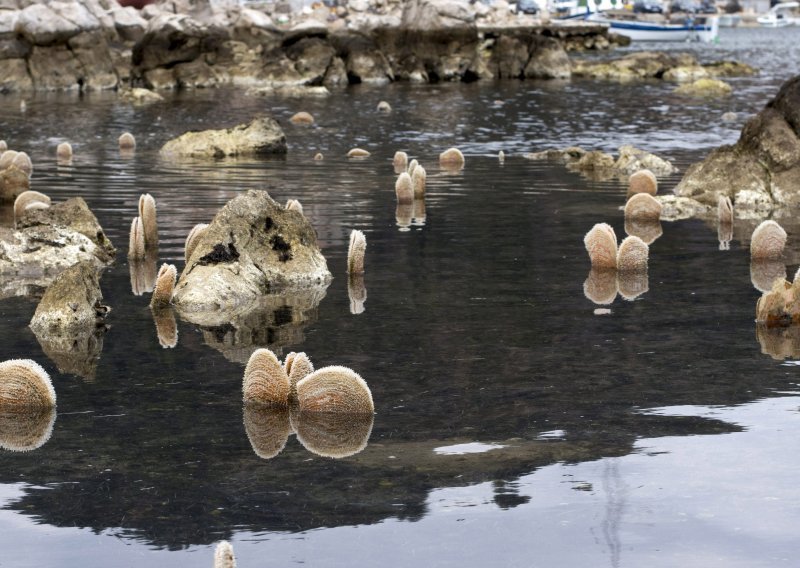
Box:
0, 27, 798, 567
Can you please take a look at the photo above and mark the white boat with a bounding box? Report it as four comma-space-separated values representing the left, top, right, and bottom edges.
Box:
757, 1, 800, 26
587, 11, 719, 42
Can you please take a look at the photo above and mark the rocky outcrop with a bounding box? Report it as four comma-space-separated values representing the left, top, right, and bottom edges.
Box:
159, 116, 287, 158
29, 260, 107, 334
674, 75, 800, 212
0, 197, 115, 298
572, 51, 756, 82
525, 144, 677, 179
173, 190, 331, 315
674, 78, 732, 97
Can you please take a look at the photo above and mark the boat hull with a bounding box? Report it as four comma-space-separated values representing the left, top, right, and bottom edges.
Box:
588, 14, 719, 42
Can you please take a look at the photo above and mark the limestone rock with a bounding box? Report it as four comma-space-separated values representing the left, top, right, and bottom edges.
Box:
674, 74, 800, 210
159, 116, 287, 158
674, 78, 732, 97
15, 3, 84, 45
173, 190, 331, 314
0, 59, 32, 92
120, 87, 164, 104
525, 36, 570, 79
401, 0, 476, 30
29, 260, 107, 334
614, 145, 678, 176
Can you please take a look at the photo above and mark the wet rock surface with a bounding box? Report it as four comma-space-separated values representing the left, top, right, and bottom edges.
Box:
525, 144, 677, 179
674, 74, 800, 212
159, 116, 287, 158
173, 190, 331, 314
29, 260, 106, 334
571, 51, 756, 81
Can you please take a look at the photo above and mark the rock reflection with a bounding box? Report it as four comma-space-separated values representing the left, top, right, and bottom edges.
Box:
294, 411, 374, 459
129, 251, 158, 296
756, 324, 800, 360
243, 404, 292, 460
32, 327, 105, 381
584, 269, 617, 305
179, 285, 328, 363
151, 307, 178, 349
396, 202, 412, 230
243, 406, 373, 459
624, 218, 662, 245
348, 273, 367, 315
750, 260, 787, 293
0, 408, 55, 452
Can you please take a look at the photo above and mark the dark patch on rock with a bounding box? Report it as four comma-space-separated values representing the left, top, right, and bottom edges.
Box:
264, 216, 274, 232
269, 234, 292, 262
273, 306, 293, 326
198, 242, 240, 265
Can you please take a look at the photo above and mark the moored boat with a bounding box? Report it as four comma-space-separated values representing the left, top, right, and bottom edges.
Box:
587, 10, 719, 42
757, 1, 800, 26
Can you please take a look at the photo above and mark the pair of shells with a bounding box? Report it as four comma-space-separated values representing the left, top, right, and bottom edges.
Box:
129, 193, 158, 258
243, 348, 374, 414
396, 168, 427, 203
584, 223, 649, 272
750, 219, 786, 261
0, 150, 32, 176
13, 190, 50, 223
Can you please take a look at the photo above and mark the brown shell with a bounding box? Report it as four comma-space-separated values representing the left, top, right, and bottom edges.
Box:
14, 190, 50, 221
243, 404, 292, 460
584, 223, 618, 270
213, 541, 237, 568
393, 151, 408, 173
286, 352, 314, 403
583, 268, 618, 305
149, 263, 176, 308
0, 150, 18, 170
243, 348, 290, 406
0, 140, 6, 152
138, 193, 158, 249
617, 235, 649, 272
129, 252, 158, 296
407, 159, 419, 177
395, 172, 413, 204
313, 152, 324, 161
751, 220, 787, 260
377, 100, 392, 112
0, 408, 56, 452
296, 366, 374, 414
11, 151, 32, 176
295, 411, 374, 459
152, 307, 178, 349
412, 165, 427, 199
347, 148, 370, 158
0, 359, 55, 410
119, 132, 136, 150
347, 229, 366, 274
56, 142, 73, 160
627, 169, 657, 196
439, 147, 465, 169
751, 260, 787, 294
184, 223, 209, 263
624, 193, 662, 221
285, 199, 304, 215
290, 111, 314, 125
718, 195, 734, 225
128, 216, 145, 260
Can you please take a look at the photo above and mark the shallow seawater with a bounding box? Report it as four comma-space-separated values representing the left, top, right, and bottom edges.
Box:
0, 27, 799, 567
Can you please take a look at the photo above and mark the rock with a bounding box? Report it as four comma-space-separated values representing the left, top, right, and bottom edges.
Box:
110, 5, 147, 42
401, 0, 476, 30
132, 13, 227, 72
29, 260, 107, 334
32, 324, 105, 381
15, 3, 84, 45
674, 75, 800, 211
656, 195, 712, 221
159, 116, 287, 158
68, 31, 119, 90
572, 51, 755, 82
173, 190, 331, 314
0, 58, 32, 92
674, 78, 732, 97
614, 145, 678, 176
524, 36, 570, 79
120, 87, 164, 104
346, 47, 393, 84
247, 84, 331, 97
525, 144, 676, 179
27, 45, 83, 90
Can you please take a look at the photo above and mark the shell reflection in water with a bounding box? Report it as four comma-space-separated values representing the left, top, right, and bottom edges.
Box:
413, 198, 426, 225
718, 195, 734, 225
214, 540, 237, 568
583, 268, 617, 305
294, 411, 374, 459
129, 250, 158, 295
624, 218, 662, 245
750, 220, 787, 260
718, 220, 733, 251
756, 324, 800, 360
750, 260, 787, 293
617, 271, 649, 301
151, 307, 178, 349
243, 404, 292, 459
396, 203, 413, 230
348, 272, 367, 314
0, 408, 56, 452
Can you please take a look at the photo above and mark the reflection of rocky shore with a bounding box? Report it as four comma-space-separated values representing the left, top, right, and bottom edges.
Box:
32, 327, 105, 381
182, 286, 328, 363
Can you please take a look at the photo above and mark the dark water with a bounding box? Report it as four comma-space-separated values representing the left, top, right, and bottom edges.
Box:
0, 27, 798, 567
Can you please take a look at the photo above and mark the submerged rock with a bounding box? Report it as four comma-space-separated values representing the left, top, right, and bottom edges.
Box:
173, 190, 330, 314
674, 78, 732, 97
526, 144, 676, 178
159, 116, 287, 158
674, 74, 800, 211
572, 51, 755, 81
